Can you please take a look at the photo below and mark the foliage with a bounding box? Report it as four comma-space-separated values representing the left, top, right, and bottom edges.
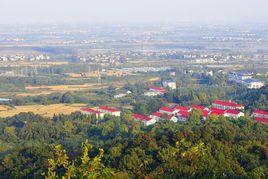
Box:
0, 112, 267, 178
46, 140, 114, 179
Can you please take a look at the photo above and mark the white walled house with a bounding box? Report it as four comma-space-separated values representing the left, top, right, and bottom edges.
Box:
224, 109, 244, 118
212, 100, 244, 110
81, 108, 105, 119
98, 106, 121, 116
133, 114, 157, 126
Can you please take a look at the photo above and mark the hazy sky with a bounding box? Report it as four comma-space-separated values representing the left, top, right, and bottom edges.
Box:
1, 0, 268, 24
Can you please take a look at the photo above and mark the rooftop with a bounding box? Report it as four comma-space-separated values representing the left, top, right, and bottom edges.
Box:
255, 117, 268, 124
213, 100, 242, 108
225, 109, 240, 115
159, 106, 175, 113
81, 107, 101, 114
174, 105, 191, 112
254, 110, 268, 116
99, 106, 120, 112
133, 114, 152, 121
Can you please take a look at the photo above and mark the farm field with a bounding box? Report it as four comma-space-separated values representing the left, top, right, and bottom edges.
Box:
16, 83, 108, 97
0, 103, 87, 118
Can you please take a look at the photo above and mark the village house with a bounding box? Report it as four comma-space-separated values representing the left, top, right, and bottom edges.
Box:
133, 114, 157, 126
191, 104, 209, 111
144, 86, 167, 96
209, 107, 225, 116
150, 111, 162, 121
173, 105, 192, 113
253, 110, 268, 124
212, 100, 244, 110
81, 107, 105, 119
98, 106, 121, 116
224, 109, 244, 118
81, 106, 121, 118
177, 110, 189, 121
159, 106, 177, 115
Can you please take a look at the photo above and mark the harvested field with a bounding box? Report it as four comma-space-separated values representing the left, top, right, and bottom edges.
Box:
16, 83, 108, 97
0, 103, 87, 118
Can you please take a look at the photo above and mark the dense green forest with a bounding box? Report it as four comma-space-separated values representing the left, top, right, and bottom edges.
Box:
0, 111, 267, 178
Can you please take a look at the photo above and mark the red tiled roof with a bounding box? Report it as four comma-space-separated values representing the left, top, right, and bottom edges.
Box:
209, 108, 225, 115
202, 110, 209, 117
99, 106, 119, 112
178, 110, 189, 117
255, 117, 268, 124
149, 86, 167, 93
159, 106, 175, 113
174, 105, 191, 112
151, 111, 162, 117
191, 104, 207, 111
162, 114, 174, 120
133, 114, 151, 121
225, 109, 240, 115
254, 110, 268, 116
213, 100, 242, 108
81, 107, 101, 114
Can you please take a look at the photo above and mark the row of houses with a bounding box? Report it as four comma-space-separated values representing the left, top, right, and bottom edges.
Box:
80, 101, 267, 126
133, 100, 267, 126
81, 106, 121, 118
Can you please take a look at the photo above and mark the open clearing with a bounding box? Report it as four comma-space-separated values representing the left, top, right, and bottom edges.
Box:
0, 103, 87, 118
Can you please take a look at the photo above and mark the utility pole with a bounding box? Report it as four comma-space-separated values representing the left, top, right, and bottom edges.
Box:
97, 67, 101, 84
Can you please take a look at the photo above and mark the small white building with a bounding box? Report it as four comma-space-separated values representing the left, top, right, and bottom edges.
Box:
114, 94, 126, 98
144, 91, 163, 97
162, 81, 176, 90
133, 114, 157, 126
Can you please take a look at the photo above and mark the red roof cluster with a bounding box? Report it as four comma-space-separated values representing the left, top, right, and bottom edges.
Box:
131, 99, 266, 125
